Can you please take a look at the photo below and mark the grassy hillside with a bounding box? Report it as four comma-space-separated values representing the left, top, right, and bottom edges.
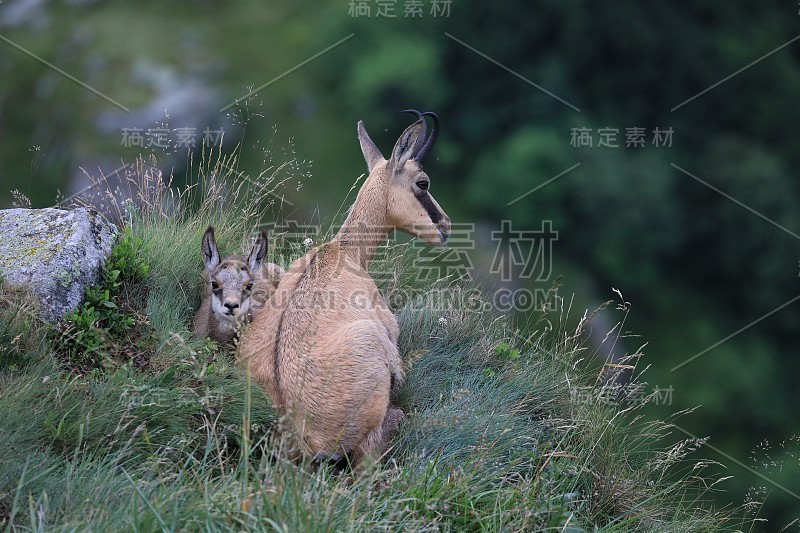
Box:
0, 152, 743, 531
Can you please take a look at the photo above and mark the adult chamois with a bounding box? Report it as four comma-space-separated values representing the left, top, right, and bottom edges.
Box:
194, 227, 284, 343
241, 110, 451, 465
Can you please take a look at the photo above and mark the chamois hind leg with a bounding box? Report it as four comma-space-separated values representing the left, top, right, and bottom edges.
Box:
351, 406, 406, 466
301, 320, 394, 461
382, 406, 406, 442
371, 308, 404, 396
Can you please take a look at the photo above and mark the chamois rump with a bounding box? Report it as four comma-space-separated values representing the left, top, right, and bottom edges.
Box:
241, 110, 451, 465
193, 227, 284, 343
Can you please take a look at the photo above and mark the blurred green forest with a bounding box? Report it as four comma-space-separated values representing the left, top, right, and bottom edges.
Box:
1, 0, 798, 526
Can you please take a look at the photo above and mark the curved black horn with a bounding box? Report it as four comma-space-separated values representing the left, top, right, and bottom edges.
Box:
414, 111, 439, 163
402, 109, 427, 158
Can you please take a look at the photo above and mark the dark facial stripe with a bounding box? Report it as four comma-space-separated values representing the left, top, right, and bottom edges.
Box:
415, 191, 443, 224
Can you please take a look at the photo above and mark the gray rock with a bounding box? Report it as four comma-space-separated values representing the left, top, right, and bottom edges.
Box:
0, 208, 117, 321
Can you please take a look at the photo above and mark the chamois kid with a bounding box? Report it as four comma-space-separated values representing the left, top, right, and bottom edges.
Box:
194, 227, 283, 343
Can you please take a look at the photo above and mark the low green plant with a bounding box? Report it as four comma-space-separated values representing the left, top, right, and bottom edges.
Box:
53, 226, 152, 370
493, 341, 520, 361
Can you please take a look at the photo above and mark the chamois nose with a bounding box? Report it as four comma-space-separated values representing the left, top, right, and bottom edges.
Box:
224, 302, 239, 314
438, 216, 452, 245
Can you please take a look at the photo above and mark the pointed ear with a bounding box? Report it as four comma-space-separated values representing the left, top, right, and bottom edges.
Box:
264, 263, 284, 288
201, 227, 220, 273
390, 120, 424, 173
247, 230, 268, 272
358, 120, 385, 172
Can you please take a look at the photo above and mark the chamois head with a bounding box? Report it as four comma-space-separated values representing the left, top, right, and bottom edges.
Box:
200, 226, 266, 326
357, 110, 452, 246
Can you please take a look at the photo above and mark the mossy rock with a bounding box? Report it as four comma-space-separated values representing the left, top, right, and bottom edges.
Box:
0, 208, 117, 321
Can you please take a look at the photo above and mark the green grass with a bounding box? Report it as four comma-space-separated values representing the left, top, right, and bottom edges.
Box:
0, 149, 746, 531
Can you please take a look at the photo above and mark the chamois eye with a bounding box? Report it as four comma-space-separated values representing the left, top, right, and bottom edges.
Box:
211, 281, 219, 290
416, 180, 429, 191
246, 283, 253, 291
